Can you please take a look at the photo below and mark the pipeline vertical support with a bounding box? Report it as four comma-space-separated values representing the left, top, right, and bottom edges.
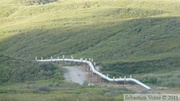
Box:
93, 62, 96, 67
88, 66, 92, 83
62, 55, 65, 66
96, 74, 101, 83
80, 58, 82, 67
71, 62, 73, 66
88, 65, 89, 82
98, 75, 102, 84
85, 64, 87, 72
124, 76, 126, 85
57, 57, 60, 64
90, 68, 92, 83
71, 55, 73, 59
113, 77, 115, 83
51, 56, 53, 62
70, 56, 74, 66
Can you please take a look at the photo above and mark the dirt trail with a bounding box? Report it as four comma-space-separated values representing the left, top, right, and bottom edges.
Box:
63, 66, 87, 85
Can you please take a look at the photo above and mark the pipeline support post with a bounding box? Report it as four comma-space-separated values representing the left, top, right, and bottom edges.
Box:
51, 56, 53, 62
62, 55, 65, 66
124, 76, 126, 85
96, 74, 101, 83
85, 64, 88, 72
88, 66, 92, 83
113, 77, 115, 85
71, 55, 74, 66
57, 57, 60, 64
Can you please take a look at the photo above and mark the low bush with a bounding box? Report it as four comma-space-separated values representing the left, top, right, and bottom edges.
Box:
17, 0, 58, 6
38, 86, 51, 92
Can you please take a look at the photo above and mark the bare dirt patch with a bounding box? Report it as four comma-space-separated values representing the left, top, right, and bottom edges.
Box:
63, 66, 87, 85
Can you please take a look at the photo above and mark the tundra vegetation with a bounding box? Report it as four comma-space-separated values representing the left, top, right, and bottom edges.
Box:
0, 0, 180, 100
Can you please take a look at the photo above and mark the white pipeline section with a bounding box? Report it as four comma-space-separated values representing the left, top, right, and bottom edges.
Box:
36, 58, 151, 90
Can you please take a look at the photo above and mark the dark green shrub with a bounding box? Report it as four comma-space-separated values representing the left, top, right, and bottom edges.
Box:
38, 86, 51, 92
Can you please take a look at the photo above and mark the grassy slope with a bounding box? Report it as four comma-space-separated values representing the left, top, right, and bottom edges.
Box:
0, 0, 180, 87
0, 54, 64, 84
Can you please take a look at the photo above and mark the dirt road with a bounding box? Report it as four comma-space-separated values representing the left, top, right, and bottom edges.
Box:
63, 66, 87, 85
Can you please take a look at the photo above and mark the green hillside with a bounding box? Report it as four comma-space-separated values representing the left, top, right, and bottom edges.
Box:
0, 54, 64, 84
0, 0, 180, 88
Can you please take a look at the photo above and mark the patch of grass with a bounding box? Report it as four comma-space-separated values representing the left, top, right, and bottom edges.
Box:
0, 81, 131, 101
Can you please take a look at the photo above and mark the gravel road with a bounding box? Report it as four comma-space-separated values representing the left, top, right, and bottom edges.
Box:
63, 66, 87, 85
